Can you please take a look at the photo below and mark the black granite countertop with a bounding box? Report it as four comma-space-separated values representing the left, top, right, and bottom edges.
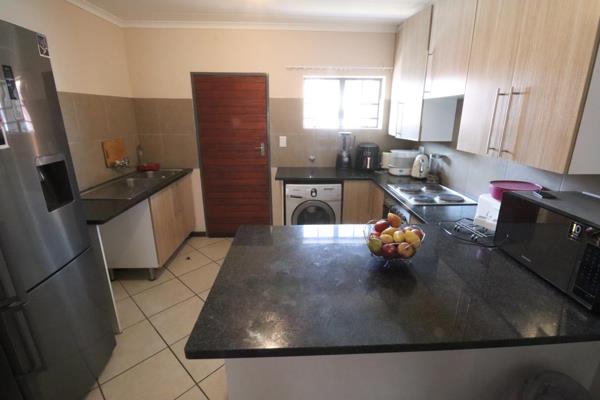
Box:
185, 224, 600, 359
82, 169, 193, 224
275, 167, 477, 224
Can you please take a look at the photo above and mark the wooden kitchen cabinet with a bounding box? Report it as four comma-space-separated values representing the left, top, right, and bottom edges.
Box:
388, 5, 432, 141
457, 0, 600, 173
457, 0, 523, 156
342, 181, 384, 224
506, 0, 600, 173
425, 0, 477, 98
150, 175, 195, 265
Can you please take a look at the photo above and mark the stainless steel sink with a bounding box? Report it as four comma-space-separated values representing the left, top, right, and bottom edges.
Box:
81, 170, 184, 200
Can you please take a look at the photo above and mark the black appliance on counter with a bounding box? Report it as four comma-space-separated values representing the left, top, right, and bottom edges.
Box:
355, 143, 380, 171
0, 20, 116, 399
495, 191, 600, 312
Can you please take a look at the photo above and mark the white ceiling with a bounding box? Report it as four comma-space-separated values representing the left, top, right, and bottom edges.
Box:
71, 0, 429, 31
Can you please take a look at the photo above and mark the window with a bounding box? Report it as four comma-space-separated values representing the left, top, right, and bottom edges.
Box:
303, 77, 384, 129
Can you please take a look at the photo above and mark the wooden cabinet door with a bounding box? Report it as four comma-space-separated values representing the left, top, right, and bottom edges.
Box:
193, 74, 271, 237
426, 0, 477, 98
392, 6, 432, 141
342, 181, 385, 223
150, 186, 179, 266
505, 0, 600, 173
457, 0, 523, 155
176, 174, 195, 238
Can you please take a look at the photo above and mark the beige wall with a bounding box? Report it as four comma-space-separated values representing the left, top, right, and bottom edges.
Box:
124, 28, 395, 99
1, 0, 131, 97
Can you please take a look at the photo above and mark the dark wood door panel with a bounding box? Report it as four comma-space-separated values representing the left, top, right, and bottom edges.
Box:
193, 74, 271, 236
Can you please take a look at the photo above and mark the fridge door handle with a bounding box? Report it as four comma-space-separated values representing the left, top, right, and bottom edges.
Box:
0, 246, 17, 307
0, 302, 43, 375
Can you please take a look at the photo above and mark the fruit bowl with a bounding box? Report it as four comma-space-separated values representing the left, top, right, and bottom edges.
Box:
364, 213, 425, 266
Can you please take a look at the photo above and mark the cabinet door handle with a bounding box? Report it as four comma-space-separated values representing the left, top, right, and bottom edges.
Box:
255, 143, 265, 157
498, 87, 526, 158
485, 88, 508, 154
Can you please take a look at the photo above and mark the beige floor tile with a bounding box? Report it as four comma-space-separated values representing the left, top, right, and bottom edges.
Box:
187, 237, 226, 250
115, 297, 145, 330
84, 387, 104, 400
133, 279, 194, 317
171, 336, 224, 383
198, 241, 231, 261
177, 244, 198, 257
149, 297, 204, 344
119, 268, 174, 296
102, 349, 194, 400
179, 263, 220, 295
111, 281, 129, 301
198, 290, 210, 301
99, 320, 166, 383
167, 250, 213, 277
199, 367, 228, 400
177, 386, 208, 400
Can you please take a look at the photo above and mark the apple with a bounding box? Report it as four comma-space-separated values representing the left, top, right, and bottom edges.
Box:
369, 231, 381, 238
387, 212, 403, 228
379, 234, 394, 244
374, 219, 391, 233
368, 237, 383, 256
382, 243, 398, 260
403, 230, 422, 249
397, 242, 416, 258
393, 230, 405, 243
381, 226, 398, 236
411, 227, 424, 240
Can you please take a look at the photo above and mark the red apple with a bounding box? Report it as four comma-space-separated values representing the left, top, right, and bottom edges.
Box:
397, 242, 416, 258
374, 219, 391, 233
382, 243, 398, 260
411, 227, 424, 240
369, 231, 381, 238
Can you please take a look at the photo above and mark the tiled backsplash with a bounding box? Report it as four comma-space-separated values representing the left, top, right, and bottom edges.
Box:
133, 98, 199, 170
270, 98, 407, 167
424, 142, 600, 199
58, 92, 139, 191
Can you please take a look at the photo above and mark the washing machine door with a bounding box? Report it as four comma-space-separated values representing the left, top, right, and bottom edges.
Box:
291, 200, 336, 225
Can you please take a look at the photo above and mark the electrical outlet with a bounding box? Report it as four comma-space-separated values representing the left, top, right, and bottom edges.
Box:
279, 136, 287, 148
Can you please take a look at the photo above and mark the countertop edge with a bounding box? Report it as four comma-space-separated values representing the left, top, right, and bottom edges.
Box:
83, 168, 193, 225
185, 334, 600, 360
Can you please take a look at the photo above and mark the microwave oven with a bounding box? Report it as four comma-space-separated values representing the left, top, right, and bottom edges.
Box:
495, 191, 600, 312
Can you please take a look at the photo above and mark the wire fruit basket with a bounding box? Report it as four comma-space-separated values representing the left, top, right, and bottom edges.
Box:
363, 215, 425, 267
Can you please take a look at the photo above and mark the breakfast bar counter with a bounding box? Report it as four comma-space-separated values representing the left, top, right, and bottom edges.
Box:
186, 225, 600, 399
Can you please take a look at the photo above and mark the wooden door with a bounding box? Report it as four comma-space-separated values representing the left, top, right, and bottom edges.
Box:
457, 0, 523, 155
426, 0, 477, 98
193, 74, 271, 237
505, 0, 600, 173
395, 5, 432, 141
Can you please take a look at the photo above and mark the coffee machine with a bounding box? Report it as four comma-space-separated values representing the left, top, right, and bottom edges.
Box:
335, 132, 354, 169
356, 143, 380, 170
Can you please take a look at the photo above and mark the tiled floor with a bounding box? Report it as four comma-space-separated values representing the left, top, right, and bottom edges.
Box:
89, 237, 233, 400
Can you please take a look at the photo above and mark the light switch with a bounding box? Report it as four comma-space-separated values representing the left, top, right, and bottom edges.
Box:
279, 136, 287, 148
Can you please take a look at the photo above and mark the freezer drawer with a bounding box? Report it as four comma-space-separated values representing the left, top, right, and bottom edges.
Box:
0, 247, 115, 400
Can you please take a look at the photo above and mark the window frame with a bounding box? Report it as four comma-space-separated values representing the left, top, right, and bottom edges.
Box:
302, 76, 386, 130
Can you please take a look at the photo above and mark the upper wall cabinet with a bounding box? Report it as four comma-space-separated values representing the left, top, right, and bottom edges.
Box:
425, 0, 478, 98
388, 5, 432, 141
458, 0, 600, 174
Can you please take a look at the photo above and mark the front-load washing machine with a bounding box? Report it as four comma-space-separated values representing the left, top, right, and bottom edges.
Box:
285, 184, 342, 225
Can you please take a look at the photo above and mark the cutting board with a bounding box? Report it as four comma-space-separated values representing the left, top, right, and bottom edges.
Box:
101, 138, 126, 167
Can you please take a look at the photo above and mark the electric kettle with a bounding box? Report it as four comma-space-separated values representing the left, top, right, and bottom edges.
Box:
411, 154, 429, 179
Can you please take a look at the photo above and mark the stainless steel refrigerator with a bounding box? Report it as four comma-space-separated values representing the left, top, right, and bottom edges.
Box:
0, 20, 116, 400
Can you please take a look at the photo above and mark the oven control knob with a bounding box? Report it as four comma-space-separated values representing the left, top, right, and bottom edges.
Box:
310, 188, 317, 198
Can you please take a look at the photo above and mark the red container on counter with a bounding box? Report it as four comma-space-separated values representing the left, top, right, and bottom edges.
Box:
489, 180, 543, 201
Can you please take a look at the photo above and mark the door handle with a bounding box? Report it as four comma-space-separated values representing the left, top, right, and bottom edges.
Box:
0, 302, 43, 375
498, 87, 526, 158
486, 88, 508, 154
255, 143, 265, 157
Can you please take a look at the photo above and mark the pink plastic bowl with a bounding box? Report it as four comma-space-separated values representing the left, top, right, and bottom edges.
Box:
489, 180, 543, 201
